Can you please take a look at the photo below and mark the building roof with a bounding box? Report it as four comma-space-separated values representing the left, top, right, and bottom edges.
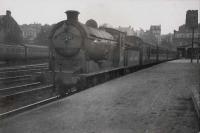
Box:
150, 25, 161, 30
0, 11, 22, 43
176, 23, 200, 33
0, 15, 4, 19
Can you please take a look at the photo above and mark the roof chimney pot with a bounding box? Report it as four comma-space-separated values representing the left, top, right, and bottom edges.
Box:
6, 10, 11, 16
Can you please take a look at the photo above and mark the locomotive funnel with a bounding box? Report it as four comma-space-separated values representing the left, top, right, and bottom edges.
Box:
65, 10, 80, 21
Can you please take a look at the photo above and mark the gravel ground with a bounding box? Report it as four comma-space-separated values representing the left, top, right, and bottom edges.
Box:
0, 59, 199, 133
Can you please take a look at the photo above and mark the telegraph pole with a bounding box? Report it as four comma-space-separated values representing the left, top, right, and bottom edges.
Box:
185, 10, 198, 63
191, 27, 194, 63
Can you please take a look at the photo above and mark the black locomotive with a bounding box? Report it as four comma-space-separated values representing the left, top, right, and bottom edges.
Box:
49, 10, 177, 95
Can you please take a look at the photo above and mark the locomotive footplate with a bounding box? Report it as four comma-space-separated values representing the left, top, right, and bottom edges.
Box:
53, 67, 126, 97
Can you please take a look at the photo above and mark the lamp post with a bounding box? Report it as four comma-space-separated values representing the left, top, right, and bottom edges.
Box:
185, 10, 198, 63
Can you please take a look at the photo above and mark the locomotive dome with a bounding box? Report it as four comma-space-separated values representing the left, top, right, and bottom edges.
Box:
85, 19, 98, 28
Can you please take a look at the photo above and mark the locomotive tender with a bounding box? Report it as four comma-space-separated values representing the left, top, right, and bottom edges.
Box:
49, 10, 177, 95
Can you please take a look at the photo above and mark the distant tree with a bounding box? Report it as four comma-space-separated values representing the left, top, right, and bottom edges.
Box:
34, 24, 52, 45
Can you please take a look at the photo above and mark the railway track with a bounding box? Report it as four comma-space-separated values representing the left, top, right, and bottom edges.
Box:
0, 84, 81, 119
0, 63, 55, 118
0, 94, 58, 119
0, 82, 41, 96
0, 64, 48, 87
0, 61, 171, 119
0, 63, 48, 72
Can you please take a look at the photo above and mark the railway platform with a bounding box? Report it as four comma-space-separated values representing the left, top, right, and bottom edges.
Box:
0, 59, 199, 133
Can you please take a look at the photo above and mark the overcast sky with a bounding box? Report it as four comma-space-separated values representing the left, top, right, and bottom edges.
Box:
1, 0, 199, 34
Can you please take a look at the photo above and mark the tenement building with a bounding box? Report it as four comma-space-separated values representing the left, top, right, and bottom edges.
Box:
173, 24, 200, 58
117, 26, 135, 36
20, 23, 41, 42
150, 25, 161, 45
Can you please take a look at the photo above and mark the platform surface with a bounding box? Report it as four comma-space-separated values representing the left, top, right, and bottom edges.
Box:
0, 59, 199, 133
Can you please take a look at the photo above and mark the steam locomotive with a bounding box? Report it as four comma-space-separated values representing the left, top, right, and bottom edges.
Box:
49, 10, 177, 95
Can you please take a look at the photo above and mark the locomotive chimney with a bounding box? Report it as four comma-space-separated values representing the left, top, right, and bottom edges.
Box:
6, 10, 11, 16
65, 10, 79, 21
